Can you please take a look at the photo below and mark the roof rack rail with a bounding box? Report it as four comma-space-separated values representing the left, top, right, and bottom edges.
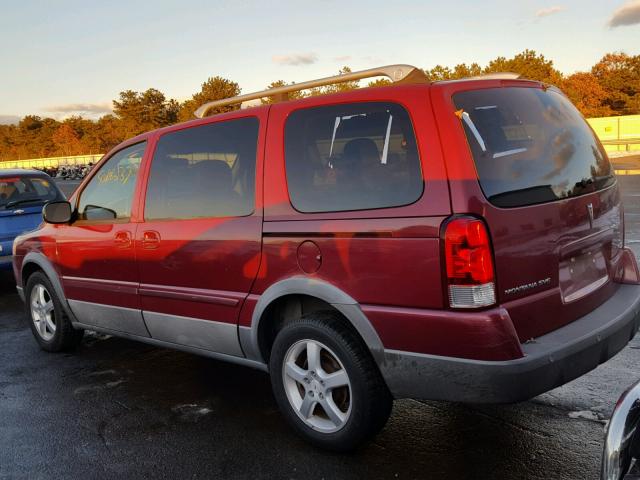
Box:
194, 64, 428, 118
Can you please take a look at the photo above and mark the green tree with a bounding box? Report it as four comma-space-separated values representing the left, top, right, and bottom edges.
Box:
262, 68, 359, 104
561, 72, 612, 118
0, 124, 18, 160
425, 65, 453, 81
308, 67, 360, 97
452, 62, 482, 79
261, 80, 306, 105
591, 52, 640, 115
13, 116, 60, 158
484, 49, 562, 84
52, 123, 83, 156
367, 78, 392, 88
113, 88, 179, 137
178, 76, 241, 122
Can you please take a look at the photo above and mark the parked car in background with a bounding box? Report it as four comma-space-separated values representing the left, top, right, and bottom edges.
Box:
12, 64, 640, 451
0, 169, 65, 271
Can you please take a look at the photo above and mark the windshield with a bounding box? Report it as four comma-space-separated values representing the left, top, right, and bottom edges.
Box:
0, 175, 64, 210
453, 87, 614, 208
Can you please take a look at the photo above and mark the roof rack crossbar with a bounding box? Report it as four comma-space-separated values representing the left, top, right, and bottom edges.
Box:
193, 64, 428, 118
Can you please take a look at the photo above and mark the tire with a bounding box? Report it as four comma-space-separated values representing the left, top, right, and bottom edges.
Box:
25, 271, 84, 352
269, 310, 392, 451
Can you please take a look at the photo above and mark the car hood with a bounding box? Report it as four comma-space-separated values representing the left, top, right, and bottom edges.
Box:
0, 205, 44, 242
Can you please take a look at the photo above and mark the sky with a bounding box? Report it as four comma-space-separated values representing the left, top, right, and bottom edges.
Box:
0, 0, 639, 123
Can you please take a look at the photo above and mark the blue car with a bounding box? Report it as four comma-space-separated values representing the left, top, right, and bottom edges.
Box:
0, 169, 65, 271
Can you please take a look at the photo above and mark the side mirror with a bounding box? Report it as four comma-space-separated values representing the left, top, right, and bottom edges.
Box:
43, 201, 72, 224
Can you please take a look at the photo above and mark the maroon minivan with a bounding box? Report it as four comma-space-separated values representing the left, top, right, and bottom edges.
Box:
12, 65, 640, 451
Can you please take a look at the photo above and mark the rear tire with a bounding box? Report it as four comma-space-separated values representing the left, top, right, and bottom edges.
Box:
25, 271, 84, 352
269, 311, 392, 451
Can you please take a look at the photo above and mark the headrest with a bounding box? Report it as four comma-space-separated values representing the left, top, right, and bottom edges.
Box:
343, 138, 380, 163
155, 155, 188, 172
193, 160, 232, 187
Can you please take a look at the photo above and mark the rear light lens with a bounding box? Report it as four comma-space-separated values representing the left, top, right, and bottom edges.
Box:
445, 217, 496, 308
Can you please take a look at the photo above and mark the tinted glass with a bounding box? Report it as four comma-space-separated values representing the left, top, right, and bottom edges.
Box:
285, 102, 423, 213
0, 175, 63, 210
77, 142, 145, 221
453, 87, 614, 208
145, 118, 258, 220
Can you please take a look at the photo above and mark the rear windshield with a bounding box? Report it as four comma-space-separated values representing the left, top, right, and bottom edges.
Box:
453, 87, 614, 208
0, 175, 63, 210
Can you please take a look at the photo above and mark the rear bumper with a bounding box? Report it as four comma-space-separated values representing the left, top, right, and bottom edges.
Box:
381, 283, 640, 403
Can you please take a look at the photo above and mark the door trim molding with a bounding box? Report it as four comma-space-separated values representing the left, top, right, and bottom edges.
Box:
143, 310, 243, 356
63, 276, 139, 295
139, 284, 242, 307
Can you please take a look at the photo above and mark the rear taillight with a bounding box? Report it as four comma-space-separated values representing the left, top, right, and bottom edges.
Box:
444, 217, 496, 308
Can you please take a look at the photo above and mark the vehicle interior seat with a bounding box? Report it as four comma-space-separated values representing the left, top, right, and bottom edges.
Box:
191, 159, 244, 216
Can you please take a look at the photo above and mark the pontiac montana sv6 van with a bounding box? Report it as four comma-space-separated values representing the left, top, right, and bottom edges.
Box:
12, 65, 640, 451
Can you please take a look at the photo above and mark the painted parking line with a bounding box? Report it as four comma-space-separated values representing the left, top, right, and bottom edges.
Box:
615, 169, 640, 176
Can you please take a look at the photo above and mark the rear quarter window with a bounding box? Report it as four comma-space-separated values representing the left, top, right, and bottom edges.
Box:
284, 102, 423, 213
453, 87, 614, 208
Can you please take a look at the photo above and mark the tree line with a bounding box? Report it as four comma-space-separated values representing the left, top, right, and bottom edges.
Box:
1, 49, 638, 161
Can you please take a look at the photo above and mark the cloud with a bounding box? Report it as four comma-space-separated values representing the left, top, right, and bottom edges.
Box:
535, 5, 566, 17
272, 52, 318, 66
0, 115, 20, 125
333, 55, 352, 62
609, 0, 640, 27
44, 102, 112, 115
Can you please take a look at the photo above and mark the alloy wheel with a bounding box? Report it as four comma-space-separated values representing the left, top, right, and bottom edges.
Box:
30, 284, 56, 341
282, 339, 352, 433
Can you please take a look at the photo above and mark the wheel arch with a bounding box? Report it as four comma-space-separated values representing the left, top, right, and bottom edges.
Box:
241, 277, 385, 368
21, 252, 77, 322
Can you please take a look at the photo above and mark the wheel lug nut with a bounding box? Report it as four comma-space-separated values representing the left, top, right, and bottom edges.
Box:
309, 391, 314, 397
319, 393, 324, 399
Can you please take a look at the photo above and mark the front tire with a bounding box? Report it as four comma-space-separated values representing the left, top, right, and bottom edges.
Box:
269, 311, 392, 451
25, 271, 84, 352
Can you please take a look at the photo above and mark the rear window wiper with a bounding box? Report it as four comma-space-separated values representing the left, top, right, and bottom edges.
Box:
456, 110, 487, 152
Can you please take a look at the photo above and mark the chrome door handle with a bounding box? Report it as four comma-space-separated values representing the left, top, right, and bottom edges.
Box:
114, 231, 132, 248
142, 230, 161, 249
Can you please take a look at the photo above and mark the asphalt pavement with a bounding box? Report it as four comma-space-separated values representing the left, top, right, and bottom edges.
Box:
2, 173, 640, 479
